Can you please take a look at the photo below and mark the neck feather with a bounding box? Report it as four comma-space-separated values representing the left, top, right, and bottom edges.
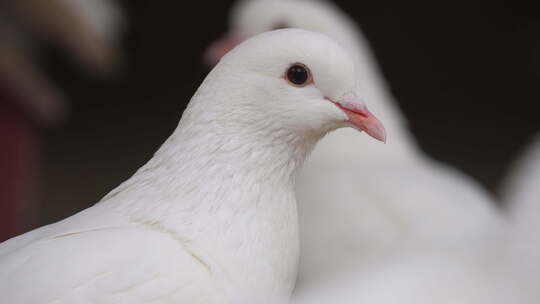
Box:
98, 93, 317, 301
100, 85, 320, 220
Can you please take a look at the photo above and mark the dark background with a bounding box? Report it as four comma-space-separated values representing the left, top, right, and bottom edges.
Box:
38, 0, 540, 225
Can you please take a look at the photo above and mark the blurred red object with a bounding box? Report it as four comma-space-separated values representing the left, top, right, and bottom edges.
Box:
0, 85, 37, 241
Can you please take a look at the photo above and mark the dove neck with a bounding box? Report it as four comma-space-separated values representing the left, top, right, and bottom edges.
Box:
100, 99, 321, 301
170, 107, 317, 182
108, 107, 319, 207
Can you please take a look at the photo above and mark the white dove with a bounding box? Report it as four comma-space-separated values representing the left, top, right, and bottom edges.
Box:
205, 0, 506, 291
0, 29, 385, 304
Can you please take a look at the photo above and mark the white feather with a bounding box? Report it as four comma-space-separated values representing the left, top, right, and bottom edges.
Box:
500, 133, 540, 300
293, 243, 532, 304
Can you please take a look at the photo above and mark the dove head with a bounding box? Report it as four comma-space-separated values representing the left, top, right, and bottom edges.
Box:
191, 29, 385, 142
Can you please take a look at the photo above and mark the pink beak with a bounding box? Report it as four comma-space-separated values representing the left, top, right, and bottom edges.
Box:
204, 35, 242, 66
331, 97, 386, 143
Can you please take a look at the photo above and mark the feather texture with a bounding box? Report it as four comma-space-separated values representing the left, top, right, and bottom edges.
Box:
0, 29, 380, 303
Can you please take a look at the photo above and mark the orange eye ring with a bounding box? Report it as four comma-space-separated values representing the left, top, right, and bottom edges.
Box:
285, 63, 313, 87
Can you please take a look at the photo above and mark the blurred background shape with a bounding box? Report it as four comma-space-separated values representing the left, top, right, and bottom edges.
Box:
0, 0, 125, 241
1, 0, 540, 238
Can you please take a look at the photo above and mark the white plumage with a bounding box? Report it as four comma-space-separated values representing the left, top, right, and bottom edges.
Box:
501, 133, 540, 300
0, 29, 384, 303
212, 0, 507, 294
292, 243, 532, 304
502, 133, 540, 215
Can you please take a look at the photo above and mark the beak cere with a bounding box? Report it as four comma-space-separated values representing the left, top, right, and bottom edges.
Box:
204, 35, 242, 66
332, 99, 387, 143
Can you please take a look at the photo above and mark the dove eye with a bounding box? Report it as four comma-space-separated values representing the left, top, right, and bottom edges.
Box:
286, 63, 313, 87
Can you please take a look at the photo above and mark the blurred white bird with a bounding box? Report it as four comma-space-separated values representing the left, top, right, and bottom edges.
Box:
293, 242, 533, 304
0, 0, 126, 241
206, 0, 506, 294
500, 133, 540, 301
0, 0, 126, 121
0, 29, 386, 303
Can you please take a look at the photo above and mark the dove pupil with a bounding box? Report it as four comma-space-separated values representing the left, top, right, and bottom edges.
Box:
287, 65, 309, 85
